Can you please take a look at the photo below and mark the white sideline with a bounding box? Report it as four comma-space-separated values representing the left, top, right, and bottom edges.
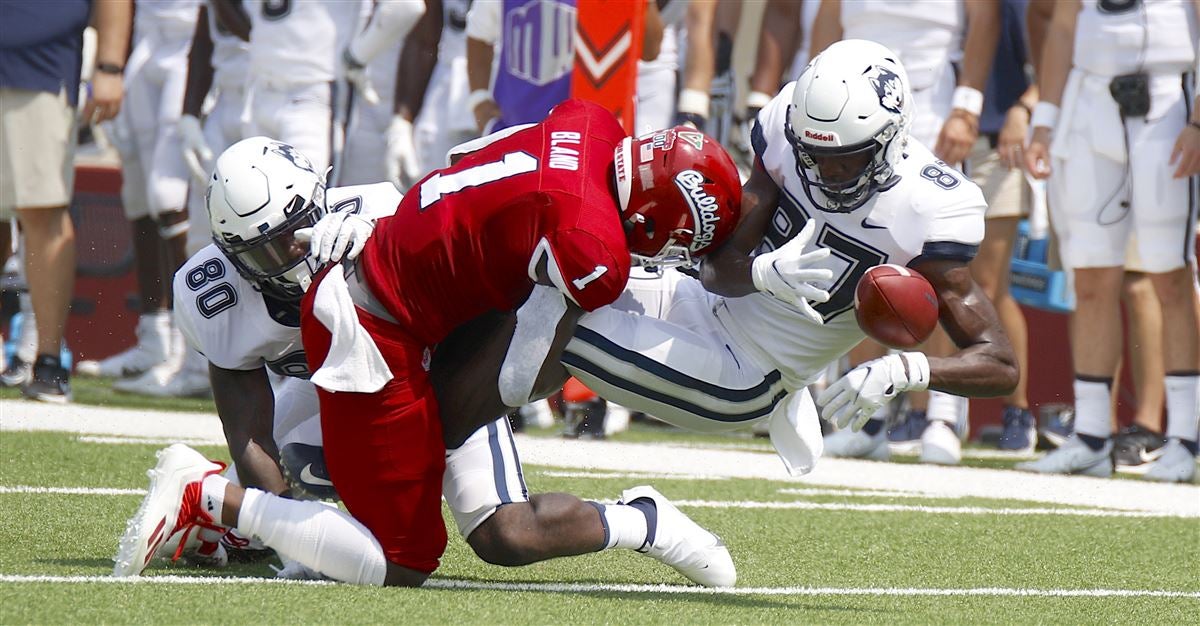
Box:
3, 400, 1198, 516
0, 575, 1196, 598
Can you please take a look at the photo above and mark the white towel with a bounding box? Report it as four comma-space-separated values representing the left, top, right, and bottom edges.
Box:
309, 268, 393, 394
768, 387, 824, 476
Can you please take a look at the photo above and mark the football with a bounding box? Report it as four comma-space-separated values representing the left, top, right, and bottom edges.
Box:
854, 264, 939, 349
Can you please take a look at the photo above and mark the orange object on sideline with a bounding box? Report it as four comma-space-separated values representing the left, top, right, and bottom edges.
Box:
561, 376, 599, 403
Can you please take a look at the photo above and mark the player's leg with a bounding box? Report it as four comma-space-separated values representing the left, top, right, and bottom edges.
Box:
1111, 262, 1168, 472
445, 416, 736, 586
276, 82, 335, 174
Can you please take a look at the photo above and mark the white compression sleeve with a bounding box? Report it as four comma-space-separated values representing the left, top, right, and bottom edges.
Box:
347, 1, 425, 64
498, 285, 568, 407
237, 489, 387, 586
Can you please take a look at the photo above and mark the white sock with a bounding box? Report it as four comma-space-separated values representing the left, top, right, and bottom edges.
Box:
236, 488, 387, 585
926, 390, 962, 426
200, 473, 229, 522
594, 502, 648, 550
1073, 378, 1112, 439
1164, 374, 1200, 442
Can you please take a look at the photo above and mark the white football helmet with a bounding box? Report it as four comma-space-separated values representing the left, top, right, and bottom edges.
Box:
784, 39, 913, 213
206, 137, 327, 301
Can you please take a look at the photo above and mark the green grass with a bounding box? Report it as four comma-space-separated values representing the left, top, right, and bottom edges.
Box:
0, 430, 1197, 624
0, 376, 215, 413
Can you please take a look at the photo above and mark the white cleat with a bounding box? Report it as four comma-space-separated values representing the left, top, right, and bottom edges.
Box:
113, 444, 225, 577
1015, 435, 1113, 478
919, 419, 961, 465
1143, 439, 1197, 483
619, 486, 736, 587
114, 361, 211, 398
77, 313, 172, 378
823, 427, 890, 460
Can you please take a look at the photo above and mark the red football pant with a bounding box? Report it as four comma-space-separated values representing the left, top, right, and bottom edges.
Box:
300, 272, 447, 574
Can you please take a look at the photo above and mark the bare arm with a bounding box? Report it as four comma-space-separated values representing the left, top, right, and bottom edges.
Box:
933, 0, 1000, 164
698, 162, 779, 297
681, 0, 717, 92
1023, 0, 1078, 178
807, 0, 841, 61
394, 0, 443, 121
181, 5, 215, 118
1024, 0, 1053, 77
82, 0, 132, 124
749, 0, 803, 97
210, 0, 251, 42
642, 0, 664, 61
209, 364, 291, 496
910, 258, 1019, 397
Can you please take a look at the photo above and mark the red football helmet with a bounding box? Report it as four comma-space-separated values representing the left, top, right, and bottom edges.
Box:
614, 127, 742, 267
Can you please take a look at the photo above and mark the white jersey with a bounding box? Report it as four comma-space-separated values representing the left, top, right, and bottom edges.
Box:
174, 183, 403, 376
246, 0, 367, 84
731, 81, 986, 387
840, 0, 964, 90
207, 0, 251, 90
1074, 0, 1198, 77
135, 0, 201, 40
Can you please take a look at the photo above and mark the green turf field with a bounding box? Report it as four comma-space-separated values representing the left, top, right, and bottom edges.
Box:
1, 401, 1197, 624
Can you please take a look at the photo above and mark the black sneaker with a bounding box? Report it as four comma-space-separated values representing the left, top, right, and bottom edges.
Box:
20, 355, 71, 403
562, 398, 607, 440
997, 406, 1036, 452
1112, 424, 1166, 469
0, 357, 32, 387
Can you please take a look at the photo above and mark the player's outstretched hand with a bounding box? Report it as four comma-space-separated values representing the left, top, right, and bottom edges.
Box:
342, 48, 380, 106
750, 220, 833, 323
816, 353, 930, 431
386, 116, 421, 190
296, 210, 376, 265
179, 114, 214, 184
1170, 122, 1200, 179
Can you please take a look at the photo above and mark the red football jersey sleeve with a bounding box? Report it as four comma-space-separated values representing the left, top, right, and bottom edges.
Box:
539, 228, 628, 312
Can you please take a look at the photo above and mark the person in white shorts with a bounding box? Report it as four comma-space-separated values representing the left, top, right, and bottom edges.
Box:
808, 0, 1001, 462
78, 1, 200, 383
1021, 0, 1200, 482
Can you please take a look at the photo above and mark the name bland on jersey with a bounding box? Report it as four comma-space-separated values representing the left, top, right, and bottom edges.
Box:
549, 131, 581, 170
673, 170, 721, 252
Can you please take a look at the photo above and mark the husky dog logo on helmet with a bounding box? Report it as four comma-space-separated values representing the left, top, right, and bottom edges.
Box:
268, 142, 318, 176
867, 66, 904, 114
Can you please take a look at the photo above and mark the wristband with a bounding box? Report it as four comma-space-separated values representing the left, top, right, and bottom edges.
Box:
465, 89, 494, 113
746, 90, 773, 111
900, 352, 931, 392
95, 62, 123, 75
951, 86, 984, 117
1030, 101, 1060, 131
677, 88, 710, 116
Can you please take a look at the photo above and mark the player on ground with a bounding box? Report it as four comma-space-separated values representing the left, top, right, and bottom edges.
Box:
558, 40, 1019, 472
116, 103, 744, 587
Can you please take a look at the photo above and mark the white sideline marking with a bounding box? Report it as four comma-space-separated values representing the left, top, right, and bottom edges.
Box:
78, 435, 215, 446
538, 470, 729, 481
1, 575, 1196, 599
779, 487, 931, 499
0, 486, 145, 496
0, 484, 1182, 518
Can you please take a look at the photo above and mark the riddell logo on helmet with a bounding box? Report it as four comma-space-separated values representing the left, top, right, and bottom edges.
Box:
673, 170, 721, 252
804, 129, 837, 144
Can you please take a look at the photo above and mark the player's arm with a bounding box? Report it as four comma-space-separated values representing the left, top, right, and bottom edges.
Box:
210, 0, 251, 42
807, 0, 841, 60
1168, 0, 1200, 179
182, 6, 215, 119
642, 0, 664, 61
209, 364, 292, 496
910, 257, 1019, 396
934, 0, 1000, 164
676, 0, 717, 128
466, 0, 501, 132
1024, 0, 1078, 179
698, 162, 779, 297
392, 0, 442, 124
748, 0, 803, 107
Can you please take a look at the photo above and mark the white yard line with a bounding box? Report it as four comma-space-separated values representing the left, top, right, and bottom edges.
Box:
0, 575, 1196, 599
4, 400, 1198, 516
537, 470, 729, 481
0, 486, 145, 496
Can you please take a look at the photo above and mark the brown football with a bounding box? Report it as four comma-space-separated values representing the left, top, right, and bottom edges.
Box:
854, 264, 939, 349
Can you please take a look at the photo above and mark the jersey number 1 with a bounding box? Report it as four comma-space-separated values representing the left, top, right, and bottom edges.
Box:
418, 152, 538, 210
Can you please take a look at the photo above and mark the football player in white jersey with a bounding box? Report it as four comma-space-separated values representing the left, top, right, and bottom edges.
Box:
1021, 0, 1200, 482
116, 136, 735, 588
808, 0, 1001, 460
79, 0, 202, 382
559, 40, 1018, 473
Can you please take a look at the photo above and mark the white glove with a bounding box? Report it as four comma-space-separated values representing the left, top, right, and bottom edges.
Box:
816, 352, 931, 431
385, 116, 421, 189
270, 557, 327, 580
342, 48, 380, 106
178, 114, 213, 184
295, 210, 376, 265
751, 220, 834, 323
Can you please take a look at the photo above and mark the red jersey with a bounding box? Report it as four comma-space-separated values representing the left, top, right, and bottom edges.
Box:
360, 99, 632, 347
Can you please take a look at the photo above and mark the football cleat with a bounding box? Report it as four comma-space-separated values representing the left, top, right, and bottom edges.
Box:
0, 358, 32, 387
1143, 439, 1197, 483
619, 486, 736, 587
997, 406, 1037, 453
919, 419, 961, 465
1015, 435, 1112, 478
823, 426, 890, 460
113, 444, 226, 577
220, 528, 277, 563
113, 361, 211, 398
1112, 424, 1166, 470
887, 409, 927, 456
20, 357, 71, 404
1038, 405, 1075, 449
77, 313, 172, 378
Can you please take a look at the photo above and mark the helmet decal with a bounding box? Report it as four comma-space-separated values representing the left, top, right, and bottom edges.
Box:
267, 142, 318, 175
676, 131, 705, 150
672, 170, 722, 252
867, 66, 904, 114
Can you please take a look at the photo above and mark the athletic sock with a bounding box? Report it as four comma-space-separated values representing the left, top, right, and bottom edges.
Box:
926, 390, 962, 426
590, 501, 649, 551
1072, 377, 1113, 440
1164, 373, 1200, 444
1077, 433, 1108, 452
236, 488, 387, 585
1180, 439, 1199, 456
200, 473, 229, 522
